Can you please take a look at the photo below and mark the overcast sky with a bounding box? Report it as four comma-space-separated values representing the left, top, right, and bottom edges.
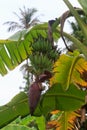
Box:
0, 0, 80, 105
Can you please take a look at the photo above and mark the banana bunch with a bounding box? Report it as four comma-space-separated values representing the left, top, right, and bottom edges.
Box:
29, 37, 59, 75
32, 38, 52, 53
32, 38, 58, 59
30, 54, 52, 74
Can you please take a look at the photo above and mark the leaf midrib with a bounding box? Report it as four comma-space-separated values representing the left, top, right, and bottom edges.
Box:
45, 94, 84, 102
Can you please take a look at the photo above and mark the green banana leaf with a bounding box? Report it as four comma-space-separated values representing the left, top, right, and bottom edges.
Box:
1, 115, 45, 130
20, 115, 45, 130
78, 0, 87, 15
1, 124, 31, 130
34, 83, 86, 117
8, 30, 27, 41
0, 23, 48, 76
0, 92, 29, 129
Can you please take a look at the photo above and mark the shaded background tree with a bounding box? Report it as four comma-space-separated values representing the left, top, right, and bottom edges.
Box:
67, 14, 87, 51
4, 6, 40, 31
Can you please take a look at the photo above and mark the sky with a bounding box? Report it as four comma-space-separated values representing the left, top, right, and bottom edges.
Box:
0, 0, 80, 105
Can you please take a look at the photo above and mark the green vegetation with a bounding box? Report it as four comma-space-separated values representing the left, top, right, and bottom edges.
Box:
0, 0, 87, 129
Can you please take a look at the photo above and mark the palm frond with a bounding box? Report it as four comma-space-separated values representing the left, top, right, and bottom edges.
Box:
4, 21, 23, 31
4, 7, 39, 31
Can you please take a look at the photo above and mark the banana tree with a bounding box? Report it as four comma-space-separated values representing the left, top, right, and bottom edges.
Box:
0, 0, 87, 129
